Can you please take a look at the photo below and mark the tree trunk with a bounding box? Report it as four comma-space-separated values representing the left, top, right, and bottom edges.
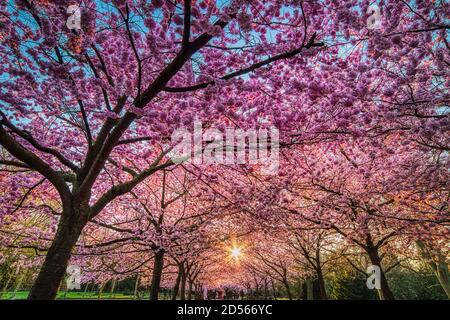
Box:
297, 279, 304, 299
263, 278, 269, 300
194, 283, 199, 300
172, 264, 183, 300
283, 279, 293, 300
83, 282, 90, 298
316, 267, 327, 300
28, 207, 86, 300
366, 246, 395, 300
149, 250, 165, 300
180, 266, 187, 300
305, 278, 314, 300
12, 272, 25, 300
63, 279, 68, 298
98, 282, 105, 299
271, 279, 277, 300
134, 274, 140, 300
416, 241, 450, 299
110, 278, 116, 299
187, 279, 193, 300
434, 262, 450, 299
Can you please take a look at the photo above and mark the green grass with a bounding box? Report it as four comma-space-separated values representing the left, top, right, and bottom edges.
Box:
0, 291, 156, 300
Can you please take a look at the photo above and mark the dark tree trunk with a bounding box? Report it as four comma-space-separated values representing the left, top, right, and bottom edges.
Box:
305, 278, 314, 300
172, 264, 183, 300
28, 205, 86, 300
263, 278, 269, 300
180, 266, 187, 300
194, 283, 200, 300
366, 246, 395, 300
271, 279, 277, 300
316, 267, 327, 300
133, 274, 140, 299
149, 250, 165, 300
283, 279, 293, 300
187, 279, 193, 300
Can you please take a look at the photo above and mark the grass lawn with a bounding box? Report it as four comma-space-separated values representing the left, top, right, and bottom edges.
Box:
0, 291, 155, 300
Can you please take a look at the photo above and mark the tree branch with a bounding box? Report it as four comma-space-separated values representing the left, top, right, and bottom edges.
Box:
164, 33, 324, 93
0, 111, 79, 172
0, 126, 70, 198
182, 0, 192, 49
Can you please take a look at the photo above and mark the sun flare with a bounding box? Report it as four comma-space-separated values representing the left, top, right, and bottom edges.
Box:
230, 246, 242, 260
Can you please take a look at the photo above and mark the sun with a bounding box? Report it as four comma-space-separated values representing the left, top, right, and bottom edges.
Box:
222, 237, 248, 265
230, 246, 242, 260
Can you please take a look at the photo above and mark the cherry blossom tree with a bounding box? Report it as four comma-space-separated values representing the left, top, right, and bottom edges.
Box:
0, 0, 331, 299
0, 0, 448, 300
